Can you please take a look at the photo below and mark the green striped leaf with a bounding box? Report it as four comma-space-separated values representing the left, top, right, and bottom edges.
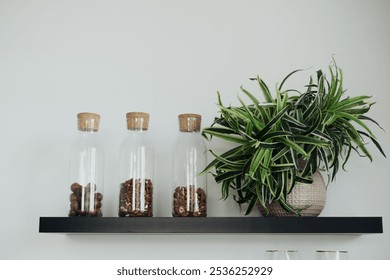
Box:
202, 128, 248, 144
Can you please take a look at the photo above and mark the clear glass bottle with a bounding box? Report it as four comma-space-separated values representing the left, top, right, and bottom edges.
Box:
68, 112, 104, 217
118, 112, 154, 217
172, 114, 207, 217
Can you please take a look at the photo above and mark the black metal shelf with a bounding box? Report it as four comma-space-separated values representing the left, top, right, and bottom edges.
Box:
39, 216, 383, 234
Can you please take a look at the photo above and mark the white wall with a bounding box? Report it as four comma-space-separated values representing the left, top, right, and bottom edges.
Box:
0, 0, 389, 260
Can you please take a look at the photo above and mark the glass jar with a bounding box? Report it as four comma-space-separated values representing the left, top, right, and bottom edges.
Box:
118, 112, 154, 217
68, 112, 104, 217
172, 113, 207, 217
315, 250, 349, 260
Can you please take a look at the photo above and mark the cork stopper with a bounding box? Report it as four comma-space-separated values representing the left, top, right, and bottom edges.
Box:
178, 113, 201, 132
77, 112, 100, 132
126, 112, 150, 130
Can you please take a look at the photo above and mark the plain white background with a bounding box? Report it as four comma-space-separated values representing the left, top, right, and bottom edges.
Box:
0, 0, 389, 259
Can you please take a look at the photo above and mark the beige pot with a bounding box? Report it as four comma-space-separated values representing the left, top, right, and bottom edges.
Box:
259, 171, 327, 217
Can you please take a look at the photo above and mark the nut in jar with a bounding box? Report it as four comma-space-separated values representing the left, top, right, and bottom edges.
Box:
68, 182, 103, 217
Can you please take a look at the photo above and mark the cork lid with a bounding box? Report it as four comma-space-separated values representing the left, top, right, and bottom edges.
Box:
178, 113, 201, 132
126, 112, 150, 130
77, 112, 100, 132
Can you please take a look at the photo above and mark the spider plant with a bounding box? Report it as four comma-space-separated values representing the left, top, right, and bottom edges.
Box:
202, 61, 385, 216
293, 62, 386, 183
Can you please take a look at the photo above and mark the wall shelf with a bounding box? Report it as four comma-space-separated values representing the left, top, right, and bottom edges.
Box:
39, 216, 383, 234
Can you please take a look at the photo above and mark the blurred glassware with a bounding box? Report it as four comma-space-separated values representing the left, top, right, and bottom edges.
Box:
316, 250, 349, 260
265, 250, 299, 260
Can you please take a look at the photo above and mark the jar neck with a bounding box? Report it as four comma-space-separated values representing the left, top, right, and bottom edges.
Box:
77, 129, 99, 136
176, 130, 205, 146
127, 129, 149, 133
179, 130, 201, 136
125, 129, 150, 140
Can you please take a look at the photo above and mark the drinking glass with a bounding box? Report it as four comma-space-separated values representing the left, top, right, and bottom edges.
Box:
265, 250, 299, 260
315, 250, 349, 260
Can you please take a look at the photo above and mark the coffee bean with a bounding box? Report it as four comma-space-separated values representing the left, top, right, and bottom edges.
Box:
96, 193, 103, 201
70, 201, 79, 211
68, 183, 103, 217
69, 193, 79, 202
173, 185, 207, 217
70, 182, 82, 193
118, 178, 153, 217
68, 209, 78, 217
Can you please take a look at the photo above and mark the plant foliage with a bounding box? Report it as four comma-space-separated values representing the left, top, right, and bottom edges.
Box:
202, 61, 385, 216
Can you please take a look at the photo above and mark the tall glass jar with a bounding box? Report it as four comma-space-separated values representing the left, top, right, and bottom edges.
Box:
172, 113, 207, 217
118, 112, 154, 217
68, 112, 104, 217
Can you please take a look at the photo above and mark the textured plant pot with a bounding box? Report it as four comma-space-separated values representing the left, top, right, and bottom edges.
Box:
259, 171, 327, 217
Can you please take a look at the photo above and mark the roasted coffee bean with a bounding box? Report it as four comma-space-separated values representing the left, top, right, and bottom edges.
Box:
96, 192, 103, 201
118, 178, 153, 217
68, 183, 103, 217
95, 201, 102, 209
68, 210, 78, 217
70, 201, 79, 211
173, 185, 207, 217
70, 182, 82, 193
69, 193, 79, 202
